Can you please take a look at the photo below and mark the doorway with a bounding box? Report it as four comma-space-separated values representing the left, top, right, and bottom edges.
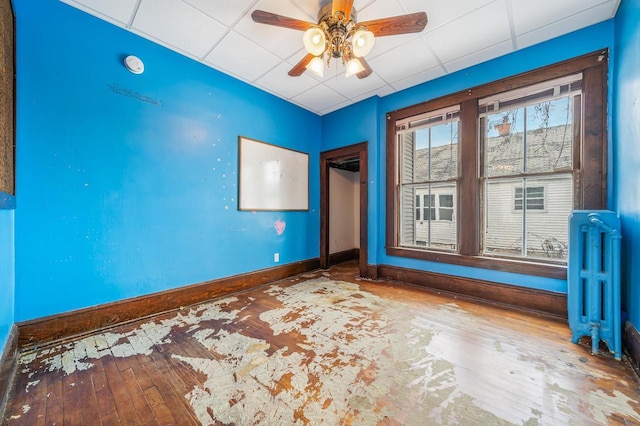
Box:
320, 142, 368, 277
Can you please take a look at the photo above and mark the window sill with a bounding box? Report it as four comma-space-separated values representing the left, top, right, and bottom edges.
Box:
385, 246, 567, 280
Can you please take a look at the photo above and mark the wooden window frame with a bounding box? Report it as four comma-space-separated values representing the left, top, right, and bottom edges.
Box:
386, 50, 608, 279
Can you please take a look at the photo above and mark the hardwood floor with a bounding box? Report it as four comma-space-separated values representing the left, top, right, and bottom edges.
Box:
3, 261, 640, 425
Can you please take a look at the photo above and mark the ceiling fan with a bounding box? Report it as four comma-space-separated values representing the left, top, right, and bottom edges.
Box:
252, 0, 428, 79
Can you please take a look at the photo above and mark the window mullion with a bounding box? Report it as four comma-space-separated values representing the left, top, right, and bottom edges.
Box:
458, 99, 479, 256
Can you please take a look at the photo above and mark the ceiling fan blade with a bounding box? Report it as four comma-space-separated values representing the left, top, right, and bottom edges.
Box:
332, 0, 354, 20
359, 12, 428, 37
288, 54, 316, 77
356, 58, 373, 79
251, 10, 316, 31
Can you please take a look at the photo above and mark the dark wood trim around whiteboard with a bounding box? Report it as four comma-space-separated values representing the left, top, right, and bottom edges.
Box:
16, 258, 320, 348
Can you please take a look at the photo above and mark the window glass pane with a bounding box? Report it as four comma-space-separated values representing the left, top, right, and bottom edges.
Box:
409, 183, 457, 251
485, 96, 574, 178
424, 193, 435, 220
439, 194, 453, 208
485, 109, 524, 177
400, 185, 416, 246
484, 176, 571, 261
439, 208, 454, 221
401, 132, 416, 184
415, 122, 459, 182
525, 177, 571, 261
525, 97, 573, 173
398, 111, 459, 252
485, 178, 524, 256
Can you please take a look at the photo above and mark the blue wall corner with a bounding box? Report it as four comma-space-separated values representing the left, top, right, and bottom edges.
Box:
0, 191, 15, 209
0, 209, 15, 354
613, 0, 640, 328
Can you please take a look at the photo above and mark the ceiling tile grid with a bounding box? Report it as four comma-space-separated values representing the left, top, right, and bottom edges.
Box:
59, 0, 621, 115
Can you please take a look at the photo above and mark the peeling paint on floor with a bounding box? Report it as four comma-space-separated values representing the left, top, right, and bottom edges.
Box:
8, 278, 640, 425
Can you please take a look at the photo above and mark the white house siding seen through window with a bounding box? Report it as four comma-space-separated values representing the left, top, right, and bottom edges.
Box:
398, 107, 459, 251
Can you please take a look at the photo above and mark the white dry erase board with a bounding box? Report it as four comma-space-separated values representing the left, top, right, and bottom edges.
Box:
238, 137, 309, 211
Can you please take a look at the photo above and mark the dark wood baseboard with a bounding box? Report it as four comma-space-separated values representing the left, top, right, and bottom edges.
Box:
17, 258, 320, 348
365, 264, 379, 280
376, 264, 567, 319
0, 325, 18, 418
329, 248, 359, 265
624, 321, 640, 375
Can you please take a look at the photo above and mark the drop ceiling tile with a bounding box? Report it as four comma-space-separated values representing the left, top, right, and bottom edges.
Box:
357, 0, 404, 21
511, 0, 610, 35
60, 0, 138, 25
350, 83, 395, 103
516, 1, 620, 49
401, 0, 494, 31
291, 84, 349, 112
356, 0, 429, 59
366, 33, 421, 60
367, 37, 439, 84
324, 71, 387, 100
184, 0, 255, 26
205, 31, 281, 83
320, 99, 352, 115
255, 62, 320, 99
389, 66, 445, 92
234, 0, 316, 59
425, 1, 511, 65
287, 0, 323, 21
132, 0, 228, 58
444, 40, 513, 74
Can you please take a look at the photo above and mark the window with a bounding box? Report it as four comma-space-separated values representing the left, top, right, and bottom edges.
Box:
439, 194, 454, 220
386, 51, 608, 278
514, 187, 545, 211
398, 107, 458, 251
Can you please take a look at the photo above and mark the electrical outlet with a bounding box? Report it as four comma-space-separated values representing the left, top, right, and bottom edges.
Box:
274, 253, 280, 262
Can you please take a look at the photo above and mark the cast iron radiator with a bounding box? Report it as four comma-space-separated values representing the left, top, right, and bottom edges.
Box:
568, 210, 622, 360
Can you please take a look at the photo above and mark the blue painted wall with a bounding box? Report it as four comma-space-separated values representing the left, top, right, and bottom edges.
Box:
613, 0, 640, 329
0, 205, 15, 353
323, 21, 615, 294
13, 0, 321, 321
321, 97, 380, 265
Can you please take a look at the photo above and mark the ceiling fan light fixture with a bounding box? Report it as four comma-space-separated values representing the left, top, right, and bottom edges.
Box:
252, 3, 428, 80
351, 29, 375, 57
345, 57, 365, 78
306, 56, 325, 77
303, 27, 327, 56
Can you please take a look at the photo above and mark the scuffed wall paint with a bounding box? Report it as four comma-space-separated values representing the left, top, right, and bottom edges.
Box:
12, 0, 321, 321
